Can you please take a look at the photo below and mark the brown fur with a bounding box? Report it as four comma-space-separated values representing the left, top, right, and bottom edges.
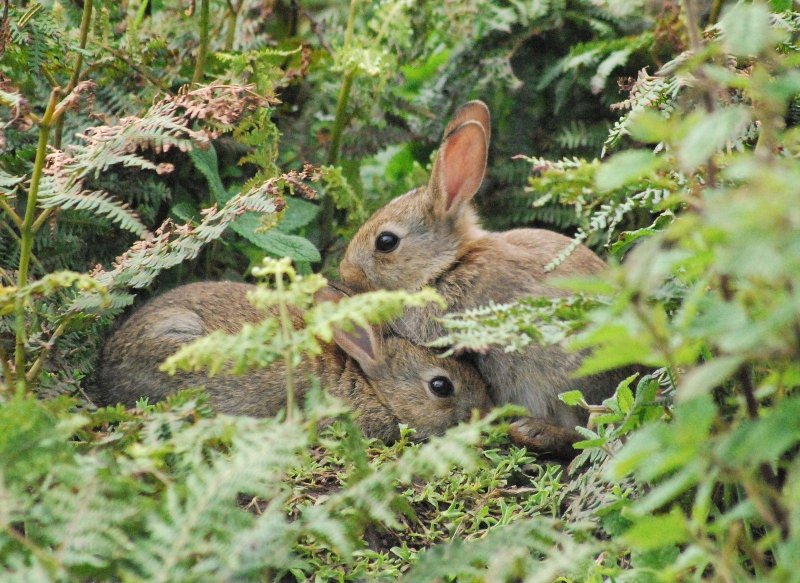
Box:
340, 101, 628, 456
93, 281, 492, 441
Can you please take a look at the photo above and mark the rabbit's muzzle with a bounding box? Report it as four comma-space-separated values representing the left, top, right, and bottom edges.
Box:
339, 258, 370, 293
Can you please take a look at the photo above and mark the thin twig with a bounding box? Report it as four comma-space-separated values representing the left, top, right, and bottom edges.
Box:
26, 318, 71, 383
0, 343, 14, 395
0, 197, 22, 229
30, 207, 53, 234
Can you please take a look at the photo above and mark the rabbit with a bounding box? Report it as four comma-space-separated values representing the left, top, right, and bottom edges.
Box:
339, 101, 627, 457
92, 281, 492, 442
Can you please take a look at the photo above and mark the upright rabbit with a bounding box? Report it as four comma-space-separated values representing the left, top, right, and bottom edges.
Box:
339, 101, 624, 456
93, 281, 491, 441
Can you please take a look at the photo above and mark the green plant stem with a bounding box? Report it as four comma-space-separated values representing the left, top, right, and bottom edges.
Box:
53, 0, 93, 150
30, 208, 53, 234
224, 0, 239, 51
0, 198, 22, 229
90, 42, 170, 91
4, 525, 61, 579
134, 0, 150, 28
0, 218, 46, 276
682, 0, 718, 187
707, 0, 724, 25
326, 71, 355, 167
25, 319, 71, 384
14, 88, 61, 397
318, 0, 359, 255
0, 344, 14, 394
276, 274, 295, 421
326, 0, 359, 166
192, 0, 211, 84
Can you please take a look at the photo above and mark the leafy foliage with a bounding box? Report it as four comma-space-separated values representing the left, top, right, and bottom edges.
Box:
164, 256, 444, 377
2, 0, 800, 581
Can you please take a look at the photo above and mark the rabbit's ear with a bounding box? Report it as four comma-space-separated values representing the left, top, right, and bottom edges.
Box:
313, 284, 350, 305
443, 100, 491, 144
429, 120, 488, 214
333, 323, 385, 377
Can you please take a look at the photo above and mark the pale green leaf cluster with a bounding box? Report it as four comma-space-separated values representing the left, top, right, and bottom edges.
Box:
432, 295, 603, 356
0, 392, 508, 581
71, 177, 282, 313
164, 256, 444, 376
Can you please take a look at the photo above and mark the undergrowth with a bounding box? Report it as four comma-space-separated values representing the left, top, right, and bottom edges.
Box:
1, 0, 799, 581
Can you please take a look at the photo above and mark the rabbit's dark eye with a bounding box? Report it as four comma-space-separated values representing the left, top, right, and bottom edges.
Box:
429, 376, 455, 398
375, 231, 400, 253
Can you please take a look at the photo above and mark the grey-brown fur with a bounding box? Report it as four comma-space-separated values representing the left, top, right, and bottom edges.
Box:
339, 101, 629, 456
93, 281, 491, 442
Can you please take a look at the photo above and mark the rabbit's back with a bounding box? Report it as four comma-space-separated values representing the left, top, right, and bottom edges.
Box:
93, 282, 301, 416
499, 229, 607, 279
387, 230, 620, 424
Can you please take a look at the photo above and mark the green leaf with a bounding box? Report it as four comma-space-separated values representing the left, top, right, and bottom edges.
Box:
621, 508, 689, 550
189, 144, 228, 203
631, 545, 680, 571
610, 212, 674, 259
276, 197, 320, 233
678, 107, 751, 171
717, 397, 800, 464
170, 201, 200, 223
596, 150, 664, 191
232, 213, 321, 262
628, 110, 673, 144
559, 390, 587, 407
617, 384, 634, 413
679, 356, 743, 401
720, 2, 774, 57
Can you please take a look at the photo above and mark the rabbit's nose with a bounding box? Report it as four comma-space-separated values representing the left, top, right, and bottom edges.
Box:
339, 259, 368, 292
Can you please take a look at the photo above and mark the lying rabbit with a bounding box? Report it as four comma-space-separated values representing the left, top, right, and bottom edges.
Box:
92, 281, 491, 441
339, 101, 625, 457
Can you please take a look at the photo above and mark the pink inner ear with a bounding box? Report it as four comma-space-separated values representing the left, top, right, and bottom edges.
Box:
442, 124, 487, 211
333, 323, 378, 364
347, 325, 375, 360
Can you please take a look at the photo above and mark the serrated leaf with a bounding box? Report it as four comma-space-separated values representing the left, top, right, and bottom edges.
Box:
232, 213, 320, 262
720, 3, 774, 57
678, 107, 751, 171
276, 197, 320, 233
679, 356, 743, 401
189, 145, 228, 203
559, 390, 587, 407
621, 509, 689, 550
596, 150, 664, 191
628, 110, 672, 144
170, 201, 200, 223
610, 212, 674, 258
717, 397, 800, 464
617, 384, 634, 413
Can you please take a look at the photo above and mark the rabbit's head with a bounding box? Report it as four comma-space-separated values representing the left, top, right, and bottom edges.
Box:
340, 101, 491, 293
332, 320, 492, 439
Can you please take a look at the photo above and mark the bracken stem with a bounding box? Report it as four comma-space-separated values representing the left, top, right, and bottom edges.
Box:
14, 88, 61, 397
192, 0, 210, 84
276, 273, 295, 421
319, 0, 359, 255
53, 0, 93, 150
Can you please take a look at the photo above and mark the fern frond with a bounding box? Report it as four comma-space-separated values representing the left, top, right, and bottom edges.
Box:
38, 177, 148, 237
432, 295, 603, 355
72, 167, 310, 311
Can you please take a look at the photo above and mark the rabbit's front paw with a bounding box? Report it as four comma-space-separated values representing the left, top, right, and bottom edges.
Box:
508, 417, 581, 459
